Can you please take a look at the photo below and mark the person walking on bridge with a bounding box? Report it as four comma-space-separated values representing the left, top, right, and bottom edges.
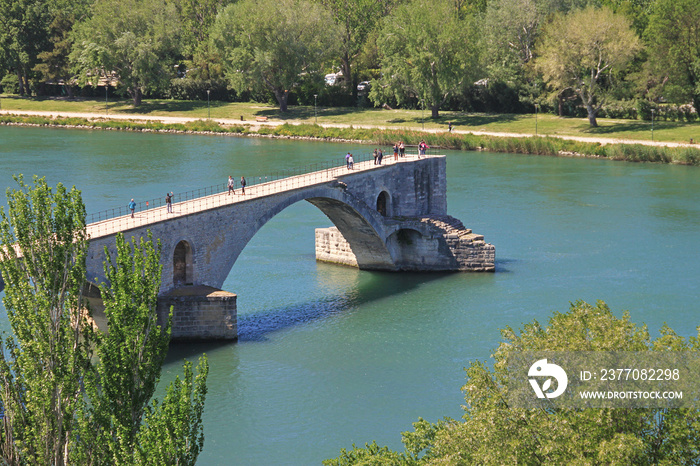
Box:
228, 175, 235, 195
129, 198, 136, 218
240, 176, 246, 194
166, 192, 173, 213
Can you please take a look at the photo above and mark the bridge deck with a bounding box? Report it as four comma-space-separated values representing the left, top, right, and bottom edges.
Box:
86, 153, 433, 240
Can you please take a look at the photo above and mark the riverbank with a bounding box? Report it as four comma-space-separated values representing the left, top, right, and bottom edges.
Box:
2, 109, 699, 165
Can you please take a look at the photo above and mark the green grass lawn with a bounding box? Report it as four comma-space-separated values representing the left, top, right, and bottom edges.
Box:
2, 94, 699, 144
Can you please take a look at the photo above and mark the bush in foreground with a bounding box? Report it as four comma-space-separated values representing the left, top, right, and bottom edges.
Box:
325, 301, 700, 465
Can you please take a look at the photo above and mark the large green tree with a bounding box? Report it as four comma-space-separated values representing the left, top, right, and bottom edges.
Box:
0, 0, 51, 95
317, 0, 397, 90
211, 0, 340, 112
0, 176, 208, 465
645, 0, 700, 114
69, 0, 182, 106
533, 6, 642, 127
483, 0, 592, 82
33, 0, 93, 98
371, 0, 481, 118
325, 300, 700, 464
177, 0, 231, 81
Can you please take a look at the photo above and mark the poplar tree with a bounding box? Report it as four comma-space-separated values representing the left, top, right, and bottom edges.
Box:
0, 175, 92, 465
0, 176, 208, 465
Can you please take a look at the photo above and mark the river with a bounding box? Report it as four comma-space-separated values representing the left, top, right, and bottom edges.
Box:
1, 126, 699, 464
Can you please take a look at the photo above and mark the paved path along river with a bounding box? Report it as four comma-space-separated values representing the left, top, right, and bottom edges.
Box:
2, 109, 697, 148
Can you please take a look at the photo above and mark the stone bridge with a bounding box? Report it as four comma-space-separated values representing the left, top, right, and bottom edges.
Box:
6, 154, 495, 340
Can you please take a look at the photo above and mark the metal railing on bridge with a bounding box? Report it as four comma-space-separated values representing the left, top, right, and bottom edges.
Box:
85, 145, 439, 237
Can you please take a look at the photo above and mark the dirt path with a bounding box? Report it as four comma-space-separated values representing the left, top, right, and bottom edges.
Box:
2, 109, 696, 148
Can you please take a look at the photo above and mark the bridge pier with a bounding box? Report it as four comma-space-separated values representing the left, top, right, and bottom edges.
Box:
315, 214, 495, 272
157, 286, 237, 341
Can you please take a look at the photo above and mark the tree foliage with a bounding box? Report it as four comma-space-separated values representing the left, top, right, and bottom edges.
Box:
0, 176, 208, 465
69, 0, 182, 106
325, 300, 700, 464
645, 0, 700, 113
0, 0, 51, 95
482, 0, 591, 82
317, 0, 397, 89
371, 0, 481, 118
4, 0, 700, 118
533, 6, 642, 126
211, 0, 341, 111
0, 175, 92, 464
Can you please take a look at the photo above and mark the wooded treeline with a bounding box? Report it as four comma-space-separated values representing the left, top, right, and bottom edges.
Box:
1, 0, 699, 126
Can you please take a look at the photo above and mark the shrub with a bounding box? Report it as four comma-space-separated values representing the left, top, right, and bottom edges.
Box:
0, 74, 20, 94
637, 99, 653, 121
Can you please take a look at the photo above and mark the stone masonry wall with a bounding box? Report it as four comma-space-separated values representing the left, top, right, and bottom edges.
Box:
315, 227, 359, 267
157, 286, 237, 340
423, 215, 495, 272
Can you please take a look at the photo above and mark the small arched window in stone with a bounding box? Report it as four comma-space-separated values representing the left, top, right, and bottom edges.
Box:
377, 191, 390, 217
173, 240, 193, 286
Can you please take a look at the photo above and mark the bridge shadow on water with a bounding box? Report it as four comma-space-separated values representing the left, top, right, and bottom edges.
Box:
236, 271, 449, 342
165, 271, 451, 360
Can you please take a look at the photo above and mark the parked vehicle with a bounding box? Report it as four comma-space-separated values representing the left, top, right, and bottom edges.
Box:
325, 72, 344, 86
357, 81, 371, 91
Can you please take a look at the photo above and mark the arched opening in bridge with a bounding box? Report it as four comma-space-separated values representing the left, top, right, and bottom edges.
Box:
377, 191, 390, 217
173, 240, 193, 286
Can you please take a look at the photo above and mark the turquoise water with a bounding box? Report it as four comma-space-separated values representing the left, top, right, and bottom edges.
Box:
1, 126, 699, 464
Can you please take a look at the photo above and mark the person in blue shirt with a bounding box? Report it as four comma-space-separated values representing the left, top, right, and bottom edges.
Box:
129, 198, 136, 218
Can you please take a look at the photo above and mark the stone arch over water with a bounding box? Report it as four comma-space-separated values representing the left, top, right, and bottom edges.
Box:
205, 184, 399, 289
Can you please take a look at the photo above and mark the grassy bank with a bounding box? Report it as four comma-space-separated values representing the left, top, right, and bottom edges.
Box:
2, 113, 700, 166
3, 95, 700, 144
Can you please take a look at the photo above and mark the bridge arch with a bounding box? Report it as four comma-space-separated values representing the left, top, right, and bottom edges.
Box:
198, 184, 398, 290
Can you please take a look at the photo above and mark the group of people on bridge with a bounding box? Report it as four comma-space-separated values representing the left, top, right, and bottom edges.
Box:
228, 175, 247, 195
126, 175, 249, 219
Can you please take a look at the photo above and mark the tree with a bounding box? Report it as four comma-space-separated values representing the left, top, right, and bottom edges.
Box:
371, 0, 481, 118
482, 0, 590, 80
0, 175, 92, 464
211, 0, 341, 112
69, 0, 182, 106
0, 176, 208, 465
0, 0, 51, 95
317, 0, 396, 90
645, 0, 700, 114
597, 0, 655, 36
325, 300, 700, 464
533, 6, 642, 127
33, 0, 93, 98
177, 0, 231, 81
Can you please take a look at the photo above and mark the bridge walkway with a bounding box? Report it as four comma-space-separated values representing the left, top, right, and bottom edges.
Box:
85, 151, 432, 240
